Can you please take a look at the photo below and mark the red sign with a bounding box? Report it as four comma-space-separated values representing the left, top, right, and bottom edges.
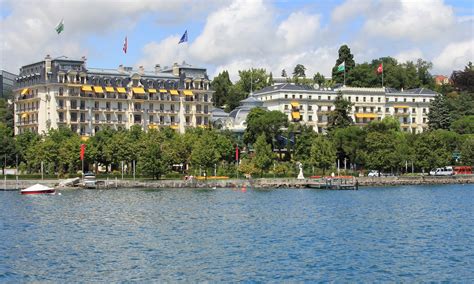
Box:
80, 144, 86, 160
377, 63, 383, 74
235, 146, 239, 163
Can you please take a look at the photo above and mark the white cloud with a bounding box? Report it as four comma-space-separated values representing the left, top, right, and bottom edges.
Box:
362, 0, 455, 41
276, 12, 321, 51
331, 0, 373, 23
0, 0, 227, 72
433, 40, 474, 74
395, 49, 423, 63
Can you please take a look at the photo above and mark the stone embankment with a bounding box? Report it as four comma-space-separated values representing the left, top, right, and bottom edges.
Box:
1, 175, 473, 191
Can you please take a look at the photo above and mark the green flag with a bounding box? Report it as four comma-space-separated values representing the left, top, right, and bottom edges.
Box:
337, 61, 345, 72
55, 19, 64, 34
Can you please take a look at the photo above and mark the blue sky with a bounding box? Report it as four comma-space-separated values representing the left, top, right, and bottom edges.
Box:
1, 0, 473, 81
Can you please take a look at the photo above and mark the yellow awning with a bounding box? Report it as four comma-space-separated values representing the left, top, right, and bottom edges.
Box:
159, 89, 167, 93
105, 87, 115, 92
82, 85, 93, 92
67, 84, 82, 87
148, 88, 157, 93
290, 101, 299, 107
21, 113, 28, 119
291, 111, 301, 119
81, 136, 90, 141
21, 88, 28, 95
355, 113, 377, 118
170, 90, 179, 95
132, 87, 145, 94
183, 90, 193, 96
93, 86, 104, 93
170, 125, 178, 130
394, 105, 409, 109
148, 124, 158, 129
116, 87, 126, 93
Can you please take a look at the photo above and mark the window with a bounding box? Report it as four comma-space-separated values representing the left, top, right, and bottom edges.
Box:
95, 114, 99, 121
59, 87, 63, 96
423, 118, 426, 123
149, 103, 153, 111
285, 94, 288, 99
308, 115, 313, 121
423, 99, 426, 102
118, 102, 122, 110
423, 108, 426, 113
412, 117, 415, 123
118, 114, 122, 122
386, 98, 389, 102
378, 97, 381, 103
413, 98, 415, 102
284, 105, 288, 110
356, 97, 359, 102
328, 96, 331, 100
134, 114, 141, 123
395, 98, 398, 102
412, 108, 415, 113
363, 97, 366, 102
318, 96, 321, 100
292, 95, 295, 99
299, 95, 303, 99
308, 105, 312, 111
370, 97, 373, 102
348, 97, 351, 101
404, 98, 407, 102
134, 103, 141, 110
106, 114, 111, 121
94, 101, 99, 109
309, 96, 312, 100
70, 112, 77, 122
80, 113, 85, 122
377, 107, 381, 112
149, 115, 154, 123
385, 107, 389, 112
106, 102, 110, 110
59, 100, 64, 108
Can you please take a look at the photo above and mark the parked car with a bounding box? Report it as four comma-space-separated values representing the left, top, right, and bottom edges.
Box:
368, 170, 394, 177
429, 166, 454, 176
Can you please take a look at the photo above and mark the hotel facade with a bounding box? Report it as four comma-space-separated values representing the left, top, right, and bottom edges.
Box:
13, 55, 213, 136
252, 83, 438, 133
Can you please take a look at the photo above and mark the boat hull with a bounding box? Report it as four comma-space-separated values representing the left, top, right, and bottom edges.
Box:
21, 189, 56, 195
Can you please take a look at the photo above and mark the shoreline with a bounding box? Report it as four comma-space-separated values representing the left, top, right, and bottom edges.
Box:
1, 175, 474, 191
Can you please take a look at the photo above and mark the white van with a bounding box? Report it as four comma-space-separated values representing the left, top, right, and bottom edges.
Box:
429, 166, 454, 176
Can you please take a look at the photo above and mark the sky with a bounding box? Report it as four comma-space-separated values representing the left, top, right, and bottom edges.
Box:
0, 0, 473, 81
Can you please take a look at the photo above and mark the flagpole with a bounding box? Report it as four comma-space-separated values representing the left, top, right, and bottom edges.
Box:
343, 61, 346, 86
382, 62, 384, 88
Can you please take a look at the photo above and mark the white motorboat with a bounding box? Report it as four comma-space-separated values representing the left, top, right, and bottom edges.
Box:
20, 184, 56, 195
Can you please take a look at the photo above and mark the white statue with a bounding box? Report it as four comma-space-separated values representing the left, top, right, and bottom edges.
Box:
297, 162, 305, 180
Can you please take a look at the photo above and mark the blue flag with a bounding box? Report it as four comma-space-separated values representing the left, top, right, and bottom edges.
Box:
178, 30, 188, 44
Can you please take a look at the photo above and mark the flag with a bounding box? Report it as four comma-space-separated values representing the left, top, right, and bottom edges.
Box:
80, 144, 86, 161
337, 61, 345, 72
178, 30, 188, 44
235, 146, 239, 163
377, 63, 383, 74
123, 36, 127, 54
55, 19, 64, 34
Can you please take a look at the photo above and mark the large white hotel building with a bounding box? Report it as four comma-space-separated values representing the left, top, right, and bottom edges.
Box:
251, 83, 437, 133
13, 55, 213, 136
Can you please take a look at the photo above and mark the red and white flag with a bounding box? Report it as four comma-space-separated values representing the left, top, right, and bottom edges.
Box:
377, 63, 383, 74
123, 36, 127, 54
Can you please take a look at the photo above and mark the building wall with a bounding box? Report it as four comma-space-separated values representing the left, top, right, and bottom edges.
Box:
1, 70, 17, 98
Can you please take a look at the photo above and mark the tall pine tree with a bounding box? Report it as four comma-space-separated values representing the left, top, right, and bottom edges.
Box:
428, 94, 452, 130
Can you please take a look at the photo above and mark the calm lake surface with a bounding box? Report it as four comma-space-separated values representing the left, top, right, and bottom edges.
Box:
1, 184, 473, 282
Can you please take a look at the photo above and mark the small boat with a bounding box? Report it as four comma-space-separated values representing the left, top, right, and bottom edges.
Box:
21, 184, 56, 195
83, 172, 97, 189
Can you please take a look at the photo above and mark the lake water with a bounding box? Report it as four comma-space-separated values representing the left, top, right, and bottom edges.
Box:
1, 184, 473, 282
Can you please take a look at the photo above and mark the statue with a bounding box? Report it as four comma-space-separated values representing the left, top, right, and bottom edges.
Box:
297, 162, 305, 180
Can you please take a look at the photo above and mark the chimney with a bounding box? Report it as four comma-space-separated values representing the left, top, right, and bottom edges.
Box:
81, 56, 87, 69
155, 64, 161, 74
118, 64, 124, 73
45, 54, 52, 81
172, 62, 179, 76
138, 65, 145, 75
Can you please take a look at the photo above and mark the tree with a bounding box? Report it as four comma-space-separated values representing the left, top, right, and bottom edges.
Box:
281, 69, 287, 77
327, 93, 353, 131
332, 45, 356, 84
365, 131, 403, 174
310, 135, 336, 174
416, 58, 435, 89
253, 134, 273, 176
460, 137, 474, 166
211, 70, 233, 108
428, 94, 452, 130
451, 116, 474, 134
293, 64, 306, 78
293, 125, 317, 165
191, 130, 221, 174
268, 72, 274, 85
332, 126, 367, 170
243, 108, 288, 146
226, 68, 271, 112
0, 122, 16, 173
313, 72, 325, 87
450, 62, 474, 92
137, 130, 167, 179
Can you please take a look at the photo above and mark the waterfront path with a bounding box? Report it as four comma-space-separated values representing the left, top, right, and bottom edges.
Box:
1, 175, 474, 190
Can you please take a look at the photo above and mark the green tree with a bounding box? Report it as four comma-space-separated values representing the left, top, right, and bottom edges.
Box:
191, 130, 221, 174
225, 68, 271, 112
310, 135, 336, 174
313, 72, 325, 87
253, 134, 273, 176
428, 94, 452, 130
0, 122, 16, 172
416, 58, 435, 89
460, 136, 474, 165
332, 45, 356, 84
139, 129, 169, 179
243, 108, 288, 146
293, 125, 317, 164
450, 62, 474, 92
332, 126, 367, 170
451, 116, 474, 134
211, 70, 233, 108
293, 64, 306, 78
365, 131, 402, 174
328, 93, 353, 131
